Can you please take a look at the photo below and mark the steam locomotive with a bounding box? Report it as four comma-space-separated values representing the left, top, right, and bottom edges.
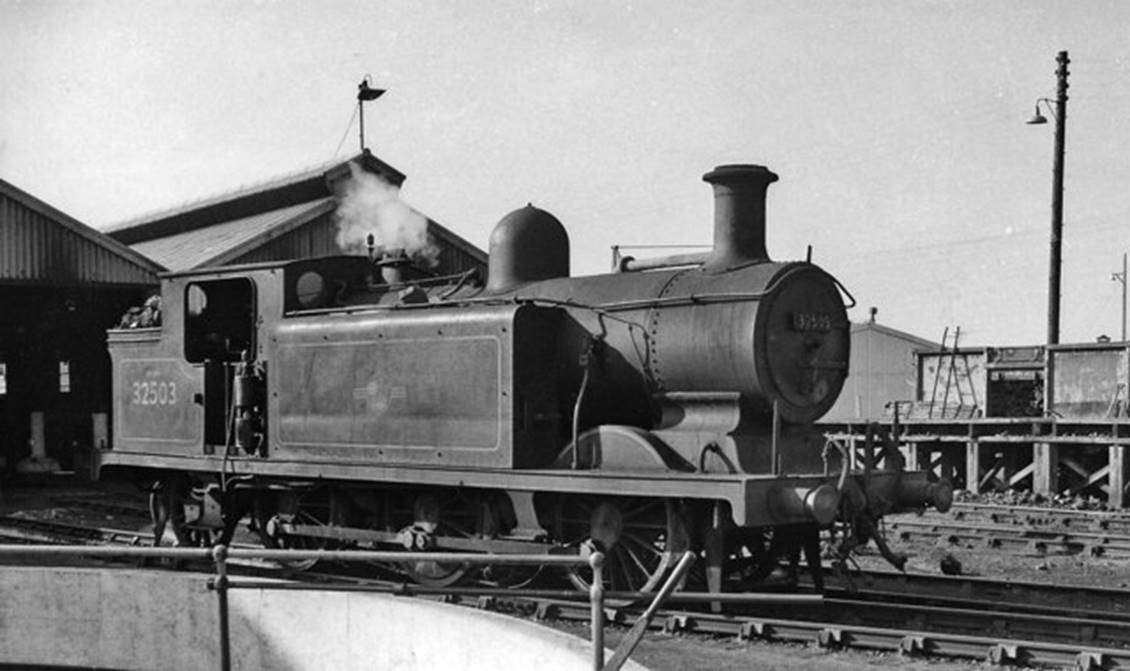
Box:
102, 164, 951, 592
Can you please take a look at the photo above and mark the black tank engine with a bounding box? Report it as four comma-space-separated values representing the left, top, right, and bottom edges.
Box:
103, 164, 951, 592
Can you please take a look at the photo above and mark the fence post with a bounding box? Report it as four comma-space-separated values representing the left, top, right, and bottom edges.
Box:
589, 551, 605, 671
212, 544, 231, 671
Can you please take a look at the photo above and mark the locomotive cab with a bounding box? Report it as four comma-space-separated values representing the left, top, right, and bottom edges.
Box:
105, 263, 281, 461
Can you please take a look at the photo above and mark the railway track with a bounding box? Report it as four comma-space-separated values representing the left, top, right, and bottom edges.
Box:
47, 495, 151, 520
762, 591, 1130, 649
949, 501, 1130, 534
819, 567, 1130, 616
536, 597, 1128, 669
883, 513, 1130, 557
0, 515, 149, 546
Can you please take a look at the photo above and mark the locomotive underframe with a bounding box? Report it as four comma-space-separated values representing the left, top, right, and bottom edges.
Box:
101, 449, 933, 529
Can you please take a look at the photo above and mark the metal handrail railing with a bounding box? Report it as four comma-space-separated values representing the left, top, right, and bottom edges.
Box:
603, 550, 696, 671
0, 545, 607, 670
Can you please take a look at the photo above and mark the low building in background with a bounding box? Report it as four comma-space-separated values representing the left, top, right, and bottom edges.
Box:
0, 178, 163, 477
822, 317, 938, 422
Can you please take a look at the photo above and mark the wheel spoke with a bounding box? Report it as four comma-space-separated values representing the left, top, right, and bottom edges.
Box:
614, 548, 636, 591
554, 496, 677, 594
620, 499, 662, 521
619, 532, 661, 557
622, 543, 654, 579
297, 510, 325, 526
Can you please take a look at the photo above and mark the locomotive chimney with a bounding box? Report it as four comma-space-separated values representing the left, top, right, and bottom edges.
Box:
702, 164, 779, 271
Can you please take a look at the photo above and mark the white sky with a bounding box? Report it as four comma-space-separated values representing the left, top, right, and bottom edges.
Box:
2, 1, 1129, 346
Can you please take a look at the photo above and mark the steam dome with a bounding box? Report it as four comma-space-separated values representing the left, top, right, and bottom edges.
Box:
486, 205, 569, 292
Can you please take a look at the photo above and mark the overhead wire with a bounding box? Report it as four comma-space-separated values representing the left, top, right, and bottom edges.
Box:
826, 207, 1130, 267
333, 103, 360, 158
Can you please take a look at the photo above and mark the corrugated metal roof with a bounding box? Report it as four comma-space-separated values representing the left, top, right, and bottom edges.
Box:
0, 178, 164, 286
132, 197, 335, 271
106, 151, 406, 244
109, 151, 486, 273
107, 157, 345, 232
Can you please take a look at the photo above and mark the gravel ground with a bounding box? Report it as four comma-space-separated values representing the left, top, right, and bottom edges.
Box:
873, 509, 1130, 589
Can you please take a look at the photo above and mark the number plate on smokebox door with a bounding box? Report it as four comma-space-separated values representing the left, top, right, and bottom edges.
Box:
791, 312, 833, 332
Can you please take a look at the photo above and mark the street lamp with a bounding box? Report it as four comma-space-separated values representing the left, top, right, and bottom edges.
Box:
1025, 100, 1051, 125
1026, 50, 1069, 346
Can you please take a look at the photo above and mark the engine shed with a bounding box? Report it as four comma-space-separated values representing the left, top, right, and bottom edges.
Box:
0, 178, 163, 478
105, 150, 487, 278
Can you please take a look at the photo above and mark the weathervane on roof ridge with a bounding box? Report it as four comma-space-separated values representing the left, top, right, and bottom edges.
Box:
357, 75, 386, 153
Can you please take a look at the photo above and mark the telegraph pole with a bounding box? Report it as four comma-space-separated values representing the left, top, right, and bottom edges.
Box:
1047, 50, 1070, 345
1114, 252, 1128, 341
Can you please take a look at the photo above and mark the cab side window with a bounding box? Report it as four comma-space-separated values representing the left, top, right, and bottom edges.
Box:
185, 278, 256, 363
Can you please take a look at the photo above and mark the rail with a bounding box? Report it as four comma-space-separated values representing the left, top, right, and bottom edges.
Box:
0, 544, 630, 671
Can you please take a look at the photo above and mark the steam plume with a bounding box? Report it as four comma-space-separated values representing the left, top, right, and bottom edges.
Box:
335, 163, 439, 267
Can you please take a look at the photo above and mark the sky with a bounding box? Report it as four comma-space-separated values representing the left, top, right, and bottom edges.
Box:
2, 1, 1129, 346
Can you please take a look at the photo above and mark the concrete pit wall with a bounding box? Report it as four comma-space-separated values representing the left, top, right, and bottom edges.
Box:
0, 567, 642, 670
